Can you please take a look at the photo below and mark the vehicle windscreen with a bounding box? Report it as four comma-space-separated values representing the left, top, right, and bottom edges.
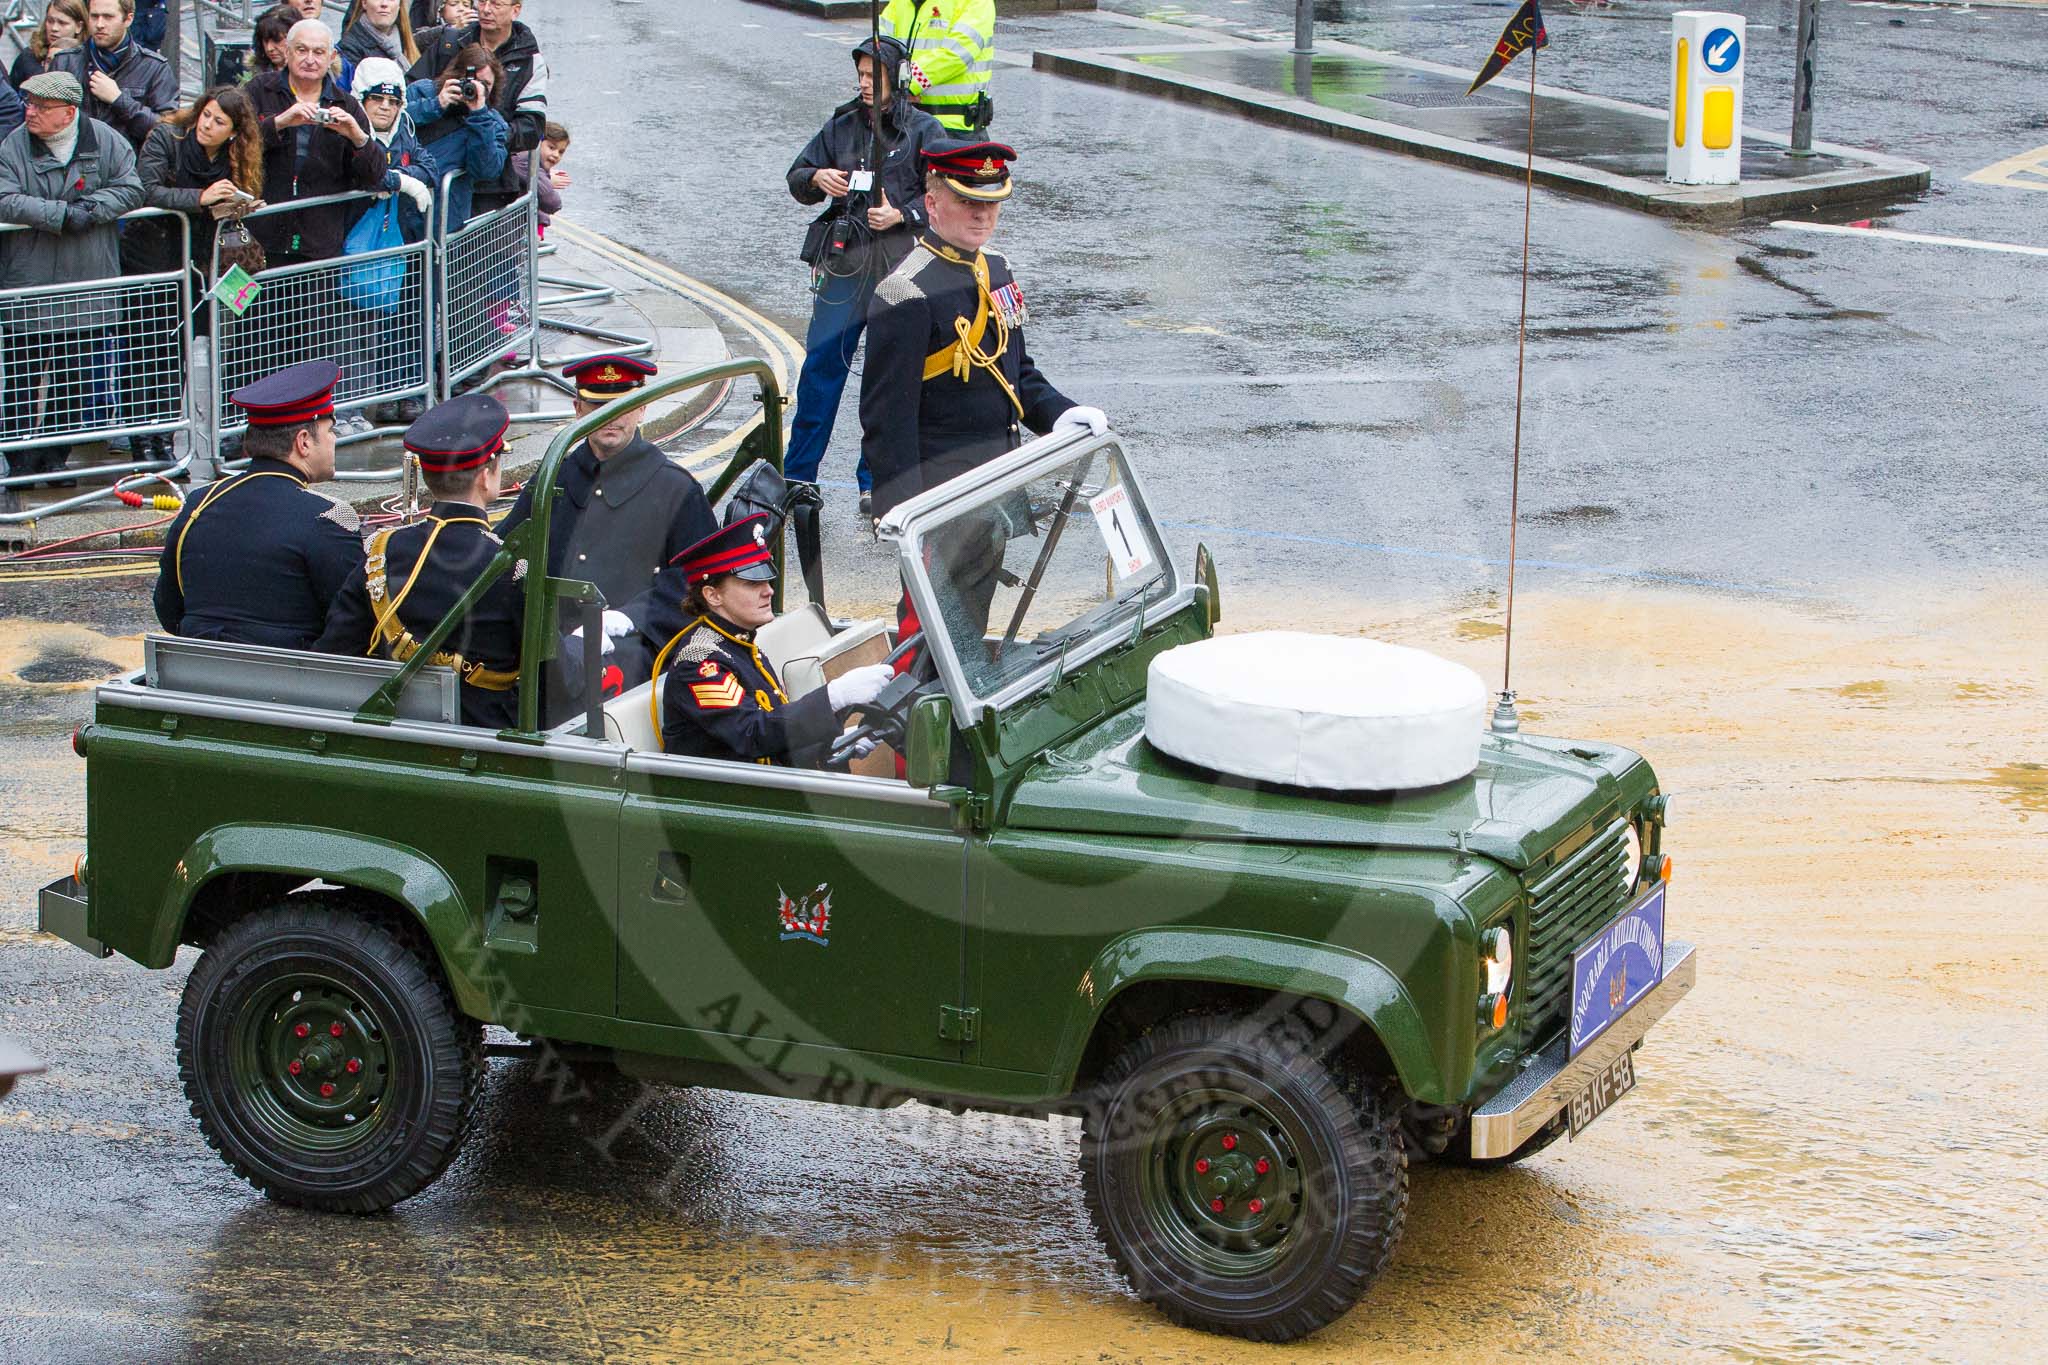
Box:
918, 442, 1171, 703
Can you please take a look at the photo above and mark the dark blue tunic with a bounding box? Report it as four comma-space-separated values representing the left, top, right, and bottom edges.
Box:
152, 458, 366, 649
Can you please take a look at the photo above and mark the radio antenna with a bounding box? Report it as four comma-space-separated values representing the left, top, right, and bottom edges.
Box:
1491, 43, 1539, 738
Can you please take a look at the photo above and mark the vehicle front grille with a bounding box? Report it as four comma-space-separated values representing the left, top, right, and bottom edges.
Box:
1522, 818, 1632, 1043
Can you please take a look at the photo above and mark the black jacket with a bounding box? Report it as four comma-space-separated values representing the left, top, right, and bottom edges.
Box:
497, 434, 717, 638
860, 237, 1073, 519
154, 459, 368, 650
786, 97, 944, 276
658, 613, 838, 767
408, 20, 546, 207
247, 70, 388, 262
50, 41, 178, 150
315, 501, 526, 729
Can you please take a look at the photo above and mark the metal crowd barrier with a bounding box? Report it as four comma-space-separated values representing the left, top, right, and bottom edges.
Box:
211, 189, 434, 481
0, 209, 197, 514
435, 171, 548, 408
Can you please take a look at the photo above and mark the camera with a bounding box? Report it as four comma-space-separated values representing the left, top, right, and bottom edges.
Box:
458, 66, 482, 103
310, 106, 336, 126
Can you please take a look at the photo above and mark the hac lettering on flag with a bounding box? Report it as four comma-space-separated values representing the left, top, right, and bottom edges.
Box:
1467, 0, 1551, 96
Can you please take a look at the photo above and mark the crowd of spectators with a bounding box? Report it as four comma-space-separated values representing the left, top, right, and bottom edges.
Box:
0, 0, 561, 486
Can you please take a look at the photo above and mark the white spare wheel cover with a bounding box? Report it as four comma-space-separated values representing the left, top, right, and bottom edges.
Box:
1146, 633, 1486, 790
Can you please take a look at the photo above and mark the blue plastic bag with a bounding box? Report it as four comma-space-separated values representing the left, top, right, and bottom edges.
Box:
338, 197, 406, 315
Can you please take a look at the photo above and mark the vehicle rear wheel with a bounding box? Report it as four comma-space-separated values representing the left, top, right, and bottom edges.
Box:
1079, 1013, 1408, 1342
176, 896, 482, 1213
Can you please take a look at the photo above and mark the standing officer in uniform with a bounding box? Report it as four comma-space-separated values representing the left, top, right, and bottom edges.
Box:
859, 139, 1105, 643
153, 360, 366, 648
784, 34, 942, 519
880, 0, 995, 135
655, 514, 892, 766
315, 393, 524, 728
497, 354, 716, 717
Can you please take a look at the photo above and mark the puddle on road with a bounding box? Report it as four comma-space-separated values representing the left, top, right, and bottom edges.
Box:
0, 617, 137, 691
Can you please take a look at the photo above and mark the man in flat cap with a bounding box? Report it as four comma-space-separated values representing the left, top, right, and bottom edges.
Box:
859, 138, 1105, 645
317, 393, 524, 728
0, 69, 144, 486
154, 360, 366, 647
497, 354, 717, 719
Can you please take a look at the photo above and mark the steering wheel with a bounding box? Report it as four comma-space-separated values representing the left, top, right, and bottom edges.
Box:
827, 632, 927, 765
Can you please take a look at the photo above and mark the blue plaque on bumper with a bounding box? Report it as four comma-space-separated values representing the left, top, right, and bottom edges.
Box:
1569, 883, 1666, 1058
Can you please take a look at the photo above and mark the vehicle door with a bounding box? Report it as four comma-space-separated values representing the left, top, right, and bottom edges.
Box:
615, 755, 968, 1067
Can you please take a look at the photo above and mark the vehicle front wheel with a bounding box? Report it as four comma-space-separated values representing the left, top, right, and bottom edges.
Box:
176, 896, 482, 1213
1079, 1013, 1408, 1342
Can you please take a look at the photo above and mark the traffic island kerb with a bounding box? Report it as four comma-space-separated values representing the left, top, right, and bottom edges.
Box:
1033, 40, 1929, 224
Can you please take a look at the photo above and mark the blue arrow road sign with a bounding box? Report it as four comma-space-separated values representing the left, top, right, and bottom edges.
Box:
1703, 27, 1741, 73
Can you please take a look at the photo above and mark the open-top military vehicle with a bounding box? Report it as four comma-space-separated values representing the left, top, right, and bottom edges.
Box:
40, 362, 1694, 1342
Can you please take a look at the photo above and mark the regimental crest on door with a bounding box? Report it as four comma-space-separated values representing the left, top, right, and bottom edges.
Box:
777, 883, 832, 946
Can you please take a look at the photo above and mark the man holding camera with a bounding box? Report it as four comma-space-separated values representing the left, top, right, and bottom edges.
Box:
784, 35, 943, 519
248, 19, 387, 265
409, 0, 546, 216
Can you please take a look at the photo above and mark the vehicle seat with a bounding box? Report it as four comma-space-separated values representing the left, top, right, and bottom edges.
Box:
602, 674, 665, 750
758, 604, 891, 698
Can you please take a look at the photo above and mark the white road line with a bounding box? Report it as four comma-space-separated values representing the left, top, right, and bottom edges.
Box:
1963, 143, 2048, 192
1771, 220, 2048, 258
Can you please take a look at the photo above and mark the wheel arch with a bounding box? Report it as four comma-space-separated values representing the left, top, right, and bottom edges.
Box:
161, 824, 492, 1018
1052, 928, 1449, 1105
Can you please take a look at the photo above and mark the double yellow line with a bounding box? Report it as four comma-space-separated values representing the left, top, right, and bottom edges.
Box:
550, 222, 806, 474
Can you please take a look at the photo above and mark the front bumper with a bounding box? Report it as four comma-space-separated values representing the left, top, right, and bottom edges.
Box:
1468, 940, 1697, 1159
37, 875, 108, 958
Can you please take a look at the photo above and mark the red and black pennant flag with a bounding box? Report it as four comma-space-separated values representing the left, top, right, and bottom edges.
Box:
1467, 0, 1549, 95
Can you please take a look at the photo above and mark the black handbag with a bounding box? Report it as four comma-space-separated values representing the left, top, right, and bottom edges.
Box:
214, 215, 266, 277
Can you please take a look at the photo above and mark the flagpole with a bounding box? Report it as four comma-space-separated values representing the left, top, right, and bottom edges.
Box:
1492, 45, 1537, 737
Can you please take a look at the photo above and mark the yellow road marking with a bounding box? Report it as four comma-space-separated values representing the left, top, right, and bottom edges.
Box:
1963, 143, 2048, 192
550, 222, 805, 474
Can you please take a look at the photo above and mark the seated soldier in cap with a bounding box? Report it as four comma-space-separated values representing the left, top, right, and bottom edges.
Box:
315, 393, 524, 728
153, 360, 366, 649
497, 354, 716, 721
655, 514, 892, 767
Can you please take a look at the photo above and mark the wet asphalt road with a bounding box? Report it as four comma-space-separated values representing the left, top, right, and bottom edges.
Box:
3, 1, 2046, 1360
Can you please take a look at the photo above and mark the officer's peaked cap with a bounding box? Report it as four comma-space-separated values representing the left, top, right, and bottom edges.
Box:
564, 353, 656, 403
672, 513, 777, 586
231, 360, 339, 427
404, 393, 510, 473
923, 139, 1016, 202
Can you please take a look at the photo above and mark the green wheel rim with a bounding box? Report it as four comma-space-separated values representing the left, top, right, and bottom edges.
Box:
229, 972, 395, 1155
1137, 1085, 1308, 1278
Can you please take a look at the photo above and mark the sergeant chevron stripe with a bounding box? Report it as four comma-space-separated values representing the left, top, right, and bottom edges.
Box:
690, 674, 746, 710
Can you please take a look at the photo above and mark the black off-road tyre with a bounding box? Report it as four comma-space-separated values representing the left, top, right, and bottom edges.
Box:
1079, 1012, 1408, 1342
176, 895, 483, 1213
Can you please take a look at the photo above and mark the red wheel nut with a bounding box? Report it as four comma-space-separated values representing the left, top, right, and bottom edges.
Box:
294, 1023, 310, 1039
287, 1060, 302, 1075
330, 1022, 345, 1037
1210, 1197, 1226, 1213
1255, 1158, 1270, 1175
1249, 1198, 1264, 1214
346, 1059, 362, 1075
319, 1082, 335, 1098
1194, 1158, 1210, 1174
1221, 1133, 1237, 1151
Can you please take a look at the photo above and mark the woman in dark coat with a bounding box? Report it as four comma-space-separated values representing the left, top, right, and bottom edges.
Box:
338, 0, 420, 71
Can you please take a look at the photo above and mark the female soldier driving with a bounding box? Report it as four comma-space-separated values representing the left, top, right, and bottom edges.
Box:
657, 514, 891, 765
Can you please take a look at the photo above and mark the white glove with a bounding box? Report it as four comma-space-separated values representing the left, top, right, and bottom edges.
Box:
600, 609, 635, 639
396, 175, 433, 216
1053, 405, 1108, 437
568, 623, 618, 655
841, 729, 879, 760
827, 663, 894, 711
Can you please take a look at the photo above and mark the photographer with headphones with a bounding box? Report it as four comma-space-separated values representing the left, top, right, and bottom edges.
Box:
784, 35, 943, 522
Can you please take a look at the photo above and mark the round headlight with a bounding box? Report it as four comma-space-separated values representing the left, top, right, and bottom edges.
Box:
1482, 926, 1513, 997
1622, 822, 1643, 892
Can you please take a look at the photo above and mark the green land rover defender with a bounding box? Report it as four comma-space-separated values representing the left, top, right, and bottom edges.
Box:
38, 362, 1695, 1342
